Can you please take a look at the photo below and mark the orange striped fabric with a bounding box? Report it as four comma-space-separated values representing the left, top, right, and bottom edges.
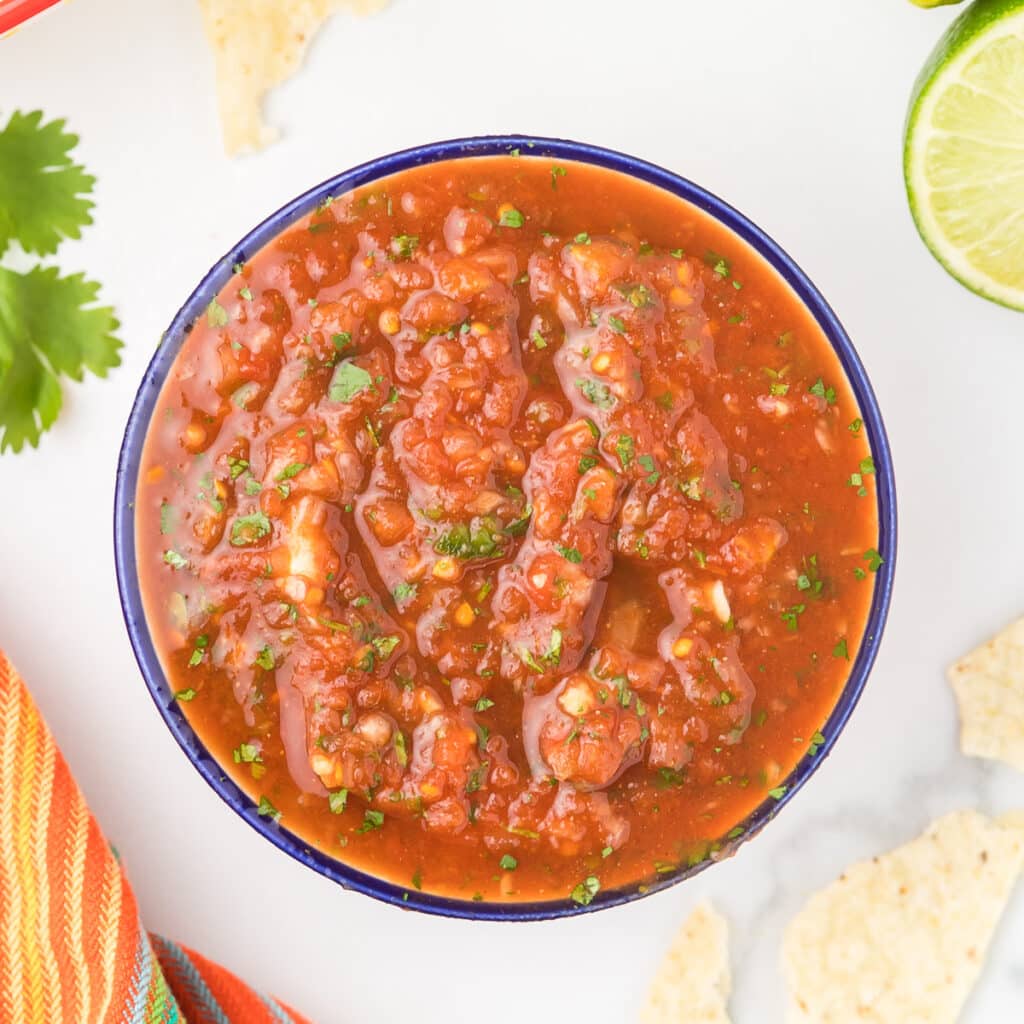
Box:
0, 650, 313, 1024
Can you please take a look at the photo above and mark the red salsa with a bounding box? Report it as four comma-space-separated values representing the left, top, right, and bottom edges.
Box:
137, 156, 880, 904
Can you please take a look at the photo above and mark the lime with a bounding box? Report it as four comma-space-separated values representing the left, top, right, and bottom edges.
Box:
904, 0, 1024, 310
909, 1, 963, 7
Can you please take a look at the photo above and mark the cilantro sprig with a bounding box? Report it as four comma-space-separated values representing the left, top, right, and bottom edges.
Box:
0, 110, 121, 453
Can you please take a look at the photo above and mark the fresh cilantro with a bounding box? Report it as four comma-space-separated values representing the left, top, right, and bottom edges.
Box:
550, 166, 566, 189
0, 267, 120, 453
357, 809, 385, 833
390, 234, 419, 260
767, 786, 787, 800
574, 232, 591, 245
174, 688, 197, 702
275, 462, 307, 482
656, 767, 686, 788
808, 378, 836, 405
392, 582, 418, 603
187, 634, 208, 667
254, 645, 275, 671
227, 455, 249, 479
163, 549, 187, 570
833, 637, 849, 660
257, 796, 280, 821
781, 604, 806, 632
475, 697, 495, 712
615, 433, 635, 468
230, 510, 271, 546
570, 875, 600, 906
808, 731, 826, 756
233, 742, 261, 764
863, 548, 883, 572
531, 329, 548, 350
329, 789, 349, 814
372, 635, 400, 659
848, 418, 863, 434
159, 502, 175, 535
500, 854, 518, 870
332, 331, 352, 351
394, 731, 408, 767
608, 314, 626, 334
556, 545, 583, 564
503, 506, 533, 536
0, 110, 94, 256
499, 207, 524, 228
434, 521, 500, 559
206, 300, 228, 328
329, 361, 373, 403
543, 628, 563, 666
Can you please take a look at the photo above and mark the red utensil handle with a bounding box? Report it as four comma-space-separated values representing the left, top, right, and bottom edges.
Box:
0, 0, 63, 36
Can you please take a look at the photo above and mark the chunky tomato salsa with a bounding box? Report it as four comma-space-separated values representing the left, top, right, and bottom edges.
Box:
137, 156, 880, 905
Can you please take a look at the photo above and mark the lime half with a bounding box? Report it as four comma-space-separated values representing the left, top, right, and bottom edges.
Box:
905, 0, 1024, 310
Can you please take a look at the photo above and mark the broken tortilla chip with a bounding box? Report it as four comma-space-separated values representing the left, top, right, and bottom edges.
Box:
197, 0, 389, 155
782, 810, 1024, 1024
948, 617, 1024, 771
640, 901, 731, 1024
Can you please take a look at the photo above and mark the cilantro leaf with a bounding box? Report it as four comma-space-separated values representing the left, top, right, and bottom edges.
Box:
0, 266, 121, 452
0, 111, 95, 257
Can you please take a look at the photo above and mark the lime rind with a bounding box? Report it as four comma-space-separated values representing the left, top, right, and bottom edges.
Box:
904, 0, 1024, 311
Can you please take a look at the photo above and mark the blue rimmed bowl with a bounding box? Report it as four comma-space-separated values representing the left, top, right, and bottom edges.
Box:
114, 134, 897, 921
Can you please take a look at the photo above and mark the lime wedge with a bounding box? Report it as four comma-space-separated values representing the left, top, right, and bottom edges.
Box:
904, 0, 1024, 310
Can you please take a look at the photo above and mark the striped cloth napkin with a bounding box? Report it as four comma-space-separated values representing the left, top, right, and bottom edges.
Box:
0, 650, 313, 1024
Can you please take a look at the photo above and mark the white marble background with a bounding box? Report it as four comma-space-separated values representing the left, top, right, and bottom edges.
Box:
1, 0, 1022, 1020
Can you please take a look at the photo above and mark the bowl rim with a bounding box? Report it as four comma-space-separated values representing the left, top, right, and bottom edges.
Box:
113, 133, 897, 922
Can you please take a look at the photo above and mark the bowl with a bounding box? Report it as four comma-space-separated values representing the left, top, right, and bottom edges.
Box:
114, 135, 897, 920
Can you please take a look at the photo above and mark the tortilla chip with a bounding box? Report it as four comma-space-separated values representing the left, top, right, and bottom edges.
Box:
782, 810, 1024, 1024
197, 0, 389, 155
949, 617, 1024, 771
640, 901, 731, 1024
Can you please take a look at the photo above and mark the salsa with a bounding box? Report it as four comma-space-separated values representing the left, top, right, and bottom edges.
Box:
136, 156, 880, 905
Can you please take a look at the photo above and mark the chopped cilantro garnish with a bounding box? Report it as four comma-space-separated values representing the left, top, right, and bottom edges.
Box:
503, 506, 533, 536
608, 314, 626, 334
254, 645, 275, 671
332, 331, 352, 351
275, 462, 307, 482
390, 234, 419, 259
230, 510, 271, 546
500, 854, 518, 871
233, 742, 261, 764
848, 417, 863, 435
159, 502, 175, 535
328, 789, 349, 814
163, 549, 187, 570
615, 433, 635, 469
833, 637, 849, 660
576, 377, 614, 409
372, 635, 400, 660
475, 697, 495, 712
329, 361, 373, 403
574, 232, 591, 245
808, 378, 837, 405
174, 688, 197, 702
556, 545, 583, 564
863, 548, 883, 572
543, 628, 563, 666
227, 455, 249, 479
767, 786, 787, 800
392, 582, 418, 603
499, 207, 524, 228
206, 299, 228, 328
780, 604, 806, 632
434, 521, 500, 559
550, 166, 566, 189
570, 875, 600, 906
356, 809, 385, 833
257, 796, 280, 821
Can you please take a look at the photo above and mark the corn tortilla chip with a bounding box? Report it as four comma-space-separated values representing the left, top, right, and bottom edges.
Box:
783, 810, 1024, 1024
640, 901, 731, 1024
197, 0, 389, 155
949, 617, 1024, 771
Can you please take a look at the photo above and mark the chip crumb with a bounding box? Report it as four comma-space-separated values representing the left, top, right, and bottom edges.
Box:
197, 0, 390, 155
640, 901, 731, 1024
948, 616, 1024, 771
782, 810, 1024, 1024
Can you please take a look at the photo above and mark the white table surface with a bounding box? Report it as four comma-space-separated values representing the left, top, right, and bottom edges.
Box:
2, 1, 1023, 1020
